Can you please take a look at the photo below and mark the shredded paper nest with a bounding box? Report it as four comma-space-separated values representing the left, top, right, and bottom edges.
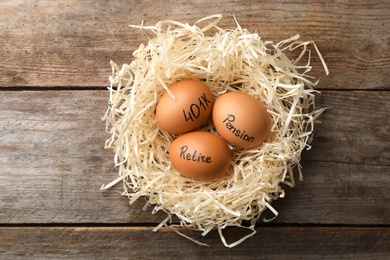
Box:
101, 15, 328, 247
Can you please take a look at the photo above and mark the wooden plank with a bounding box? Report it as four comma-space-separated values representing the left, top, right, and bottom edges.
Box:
306, 90, 390, 166
0, 90, 168, 224
0, 90, 389, 224
0, 226, 389, 259
264, 162, 390, 224
1, 0, 389, 89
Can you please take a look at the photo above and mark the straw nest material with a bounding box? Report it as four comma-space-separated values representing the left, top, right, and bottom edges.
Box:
101, 14, 328, 247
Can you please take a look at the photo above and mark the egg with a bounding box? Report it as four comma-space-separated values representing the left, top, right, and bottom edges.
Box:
169, 131, 231, 181
156, 79, 214, 134
212, 91, 271, 149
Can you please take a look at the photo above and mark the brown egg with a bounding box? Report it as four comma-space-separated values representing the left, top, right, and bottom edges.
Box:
169, 131, 231, 181
156, 79, 214, 134
212, 92, 271, 149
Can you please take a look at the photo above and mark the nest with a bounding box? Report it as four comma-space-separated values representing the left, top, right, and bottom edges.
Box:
101, 14, 328, 247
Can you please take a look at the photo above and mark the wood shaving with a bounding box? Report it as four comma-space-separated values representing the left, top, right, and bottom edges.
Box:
101, 14, 328, 247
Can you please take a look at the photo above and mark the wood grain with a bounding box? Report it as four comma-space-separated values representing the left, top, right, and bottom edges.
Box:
0, 226, 389, 259
1, 90, 388, 224
0, 90, 167, 224
1, 0, 389, 89
1, 0, 389, 257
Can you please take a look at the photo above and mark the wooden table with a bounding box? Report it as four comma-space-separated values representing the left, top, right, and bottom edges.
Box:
1, 1, 389, 259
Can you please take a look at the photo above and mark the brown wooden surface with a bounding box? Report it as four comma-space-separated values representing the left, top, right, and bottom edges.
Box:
0, 227, 389, 259
1, 0, 389, 259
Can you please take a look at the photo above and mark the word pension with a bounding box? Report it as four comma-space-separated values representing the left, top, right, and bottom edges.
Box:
223, 114, 254, 143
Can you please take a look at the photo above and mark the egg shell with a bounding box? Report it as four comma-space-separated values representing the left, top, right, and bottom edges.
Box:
156, 79, 214, 134
212, 91, 271, 149
169, 131, 231, 181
